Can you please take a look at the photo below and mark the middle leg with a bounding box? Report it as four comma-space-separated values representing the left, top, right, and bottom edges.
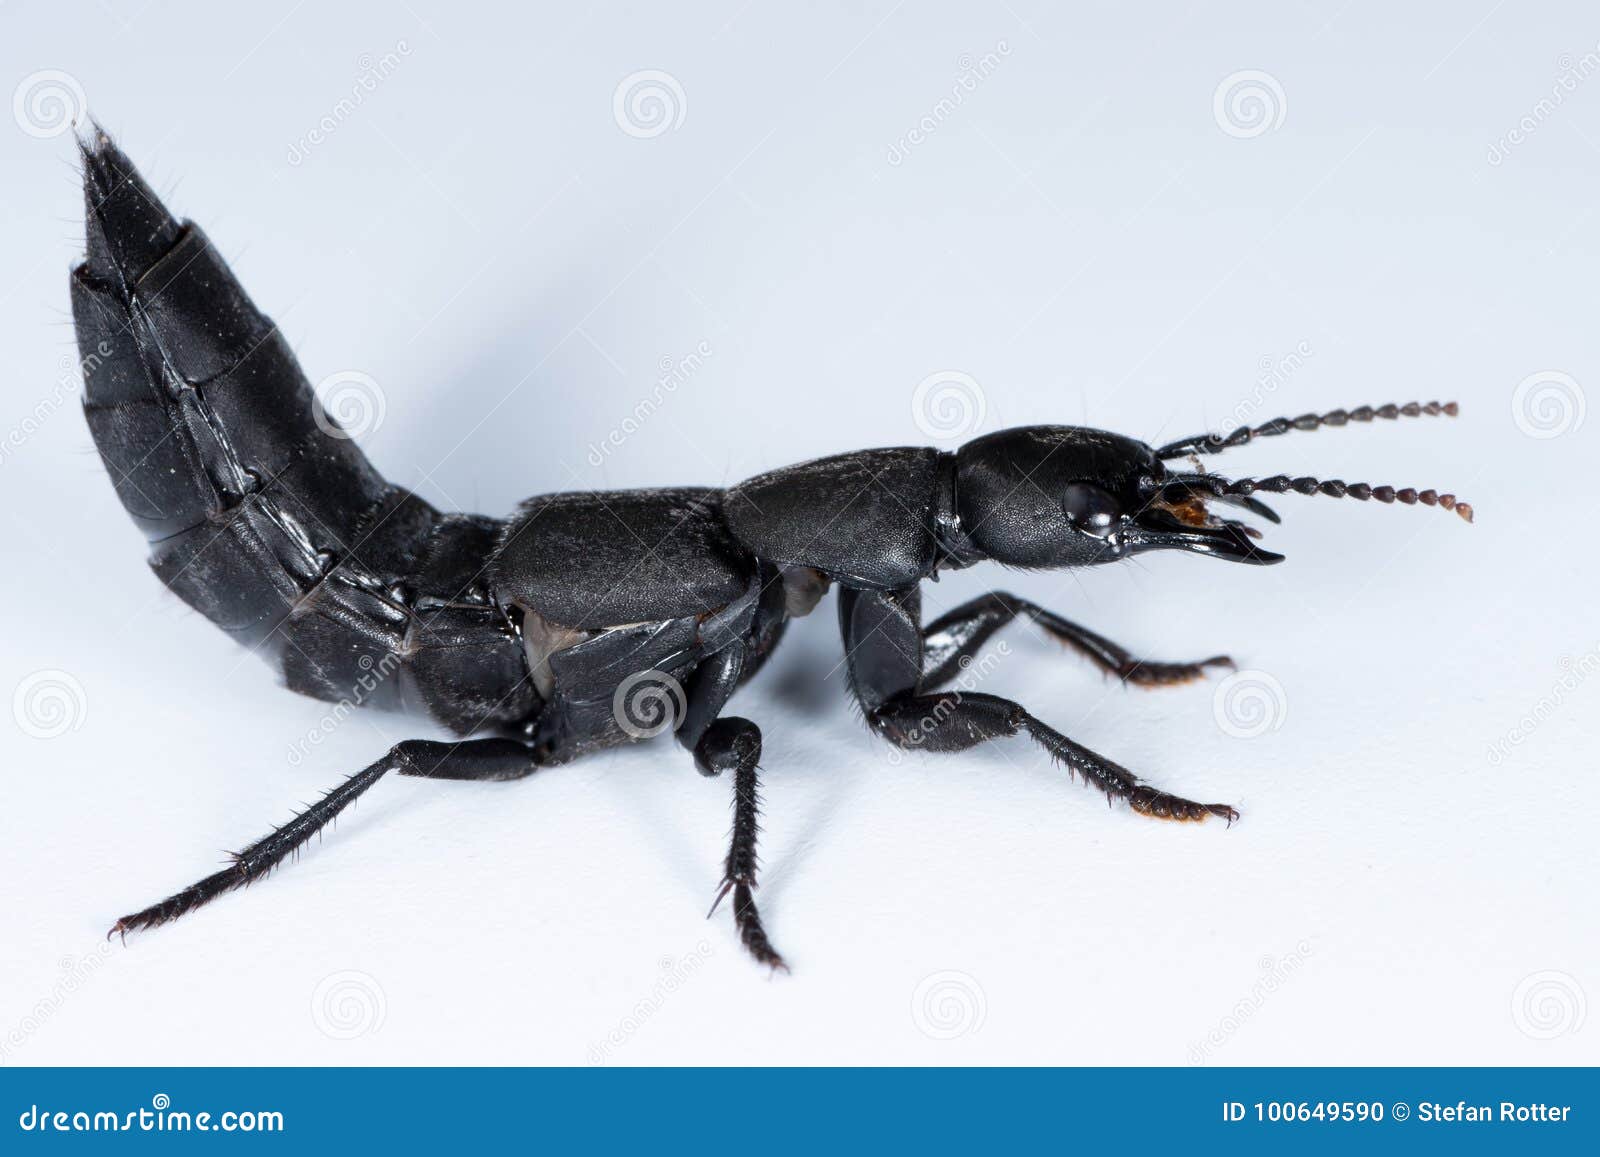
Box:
696, 718, 786, 970
922, 590, 1233, 689
677, 644, 787, 970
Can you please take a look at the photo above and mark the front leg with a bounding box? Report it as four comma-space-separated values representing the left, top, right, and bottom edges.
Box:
922, 590, 1232, 689
840, 586, 1238, 824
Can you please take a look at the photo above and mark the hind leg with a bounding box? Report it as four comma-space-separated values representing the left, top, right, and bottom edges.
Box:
922, 591, 1232, 689
111, 738, 539, 937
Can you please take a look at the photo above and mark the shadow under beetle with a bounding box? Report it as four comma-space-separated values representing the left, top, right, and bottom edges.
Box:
72, 129, 1471, 969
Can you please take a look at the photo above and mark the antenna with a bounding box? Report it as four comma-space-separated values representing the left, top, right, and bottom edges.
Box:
1177, 473, 1473, 522
1156, 401, 1458, 460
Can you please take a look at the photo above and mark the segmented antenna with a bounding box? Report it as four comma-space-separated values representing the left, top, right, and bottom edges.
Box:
1156, 400, 1459, 460
1177, 474, 1474, 523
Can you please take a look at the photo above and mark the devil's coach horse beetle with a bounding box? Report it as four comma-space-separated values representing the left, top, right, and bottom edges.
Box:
72, 129, 1470, 968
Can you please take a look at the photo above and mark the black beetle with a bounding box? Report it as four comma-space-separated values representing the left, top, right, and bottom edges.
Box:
73, 130, 1470, 969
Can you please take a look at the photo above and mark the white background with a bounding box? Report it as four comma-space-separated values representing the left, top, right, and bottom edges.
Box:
1, 1, 1594, 1066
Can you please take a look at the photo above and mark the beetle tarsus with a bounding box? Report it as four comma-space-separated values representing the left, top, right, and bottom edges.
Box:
730, 882, 788, 973
1115, 654, 1235, 688
1128, 786, 1240, 824
1022, 718, 1239, 823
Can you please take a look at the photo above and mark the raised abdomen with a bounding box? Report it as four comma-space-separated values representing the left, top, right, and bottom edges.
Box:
72, 130, 533, 734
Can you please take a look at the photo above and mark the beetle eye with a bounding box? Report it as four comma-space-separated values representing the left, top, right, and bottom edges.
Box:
1062, 483, 1122, 535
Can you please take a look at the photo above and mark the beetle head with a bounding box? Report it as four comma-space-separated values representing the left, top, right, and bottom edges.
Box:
952, 402, 1471, 571
954, 425, 1279, 568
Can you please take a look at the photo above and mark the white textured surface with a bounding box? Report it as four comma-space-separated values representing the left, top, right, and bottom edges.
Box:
1, 0, 1595, 1065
